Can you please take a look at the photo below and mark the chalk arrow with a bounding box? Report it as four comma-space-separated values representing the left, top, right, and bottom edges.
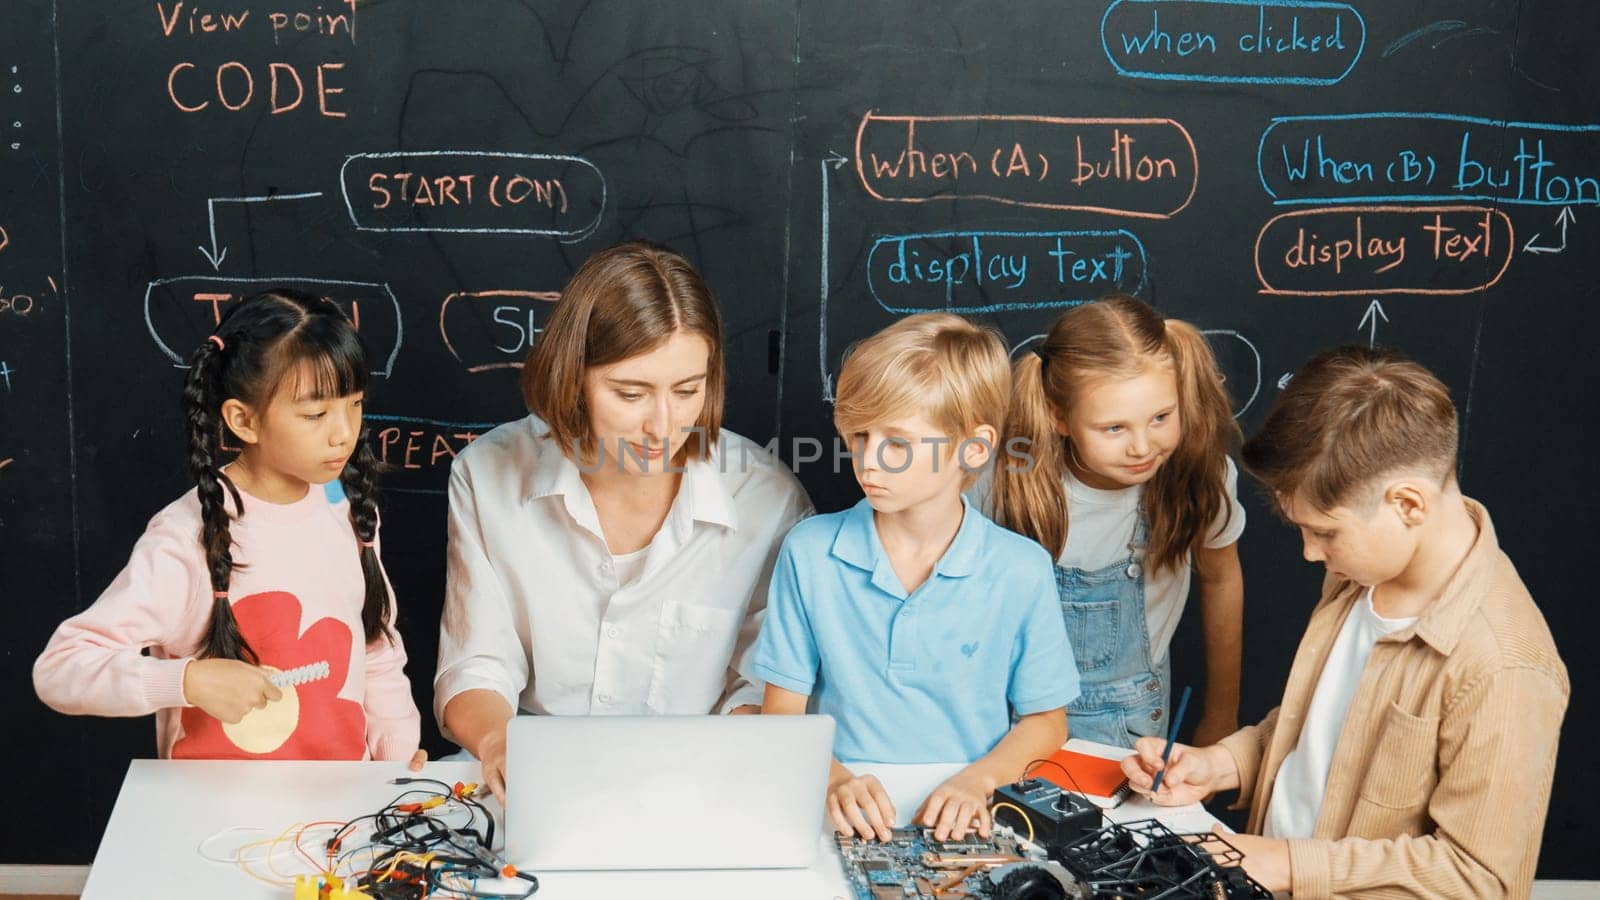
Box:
1277, 372, 1294, 390
1522, 206, 1575, 255
1358, 299, 1389, 347
819, 155, 848, 403
198, 192, 324, 271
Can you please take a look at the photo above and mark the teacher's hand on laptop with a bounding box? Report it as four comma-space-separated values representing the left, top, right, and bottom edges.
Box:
504, 714, 835, 870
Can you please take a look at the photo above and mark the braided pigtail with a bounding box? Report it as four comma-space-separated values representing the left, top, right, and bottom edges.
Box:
340, 435, 393, 645
182, 337, 256, 663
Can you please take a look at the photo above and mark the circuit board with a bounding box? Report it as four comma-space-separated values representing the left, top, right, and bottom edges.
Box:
836, 826, 1083, 900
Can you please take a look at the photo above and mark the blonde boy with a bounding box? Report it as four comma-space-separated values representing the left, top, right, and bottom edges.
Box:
1122, 346, 1568, 898
749, 313, 1079, 843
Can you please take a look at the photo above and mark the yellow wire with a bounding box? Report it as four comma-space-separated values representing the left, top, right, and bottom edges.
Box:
988, 802, 1034, 844
229, 791, 469, 889
268, 821, 312, 884
230, 821, 343, 887
374, 850, 436, 882
233, 821, 302, 886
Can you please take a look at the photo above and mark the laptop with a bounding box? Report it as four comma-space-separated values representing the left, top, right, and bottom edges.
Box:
503, 714, 835, 870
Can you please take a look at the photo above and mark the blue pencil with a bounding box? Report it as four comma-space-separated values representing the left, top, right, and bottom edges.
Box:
1149, 685, 1193, 797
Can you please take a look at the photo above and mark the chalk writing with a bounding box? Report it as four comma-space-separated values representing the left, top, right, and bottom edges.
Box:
340, 151, 606, 239
0, 285, 35, 317
855, 113, 1198, 219
268, 7, 357, 44
0, 360, 12, 391
156, 3, 251, 36
165, 60, 348, 117
157, 2, 359, 44
1102, 0, 1364, 85
1258, 113, 1600, 205
439, 290, 561, 373
1254, 205, 1514, 295
865, 230, 1147, 313
157, 2, 358, 116
144, 276, 401, 374
366, 414, 501, 494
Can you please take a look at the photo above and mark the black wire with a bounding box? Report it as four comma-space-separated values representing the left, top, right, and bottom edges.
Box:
387, 777, 496, 850
328, 780, 528, 899
459, 793, 495, 850
1021, 756, 1094, 800
392, 776, 458, 794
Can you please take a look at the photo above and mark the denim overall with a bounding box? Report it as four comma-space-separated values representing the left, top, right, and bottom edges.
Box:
1055, 516, 1171, 748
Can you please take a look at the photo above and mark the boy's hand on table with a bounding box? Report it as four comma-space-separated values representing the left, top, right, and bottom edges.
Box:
827, 761, 896, 842
917, 767, 994, 841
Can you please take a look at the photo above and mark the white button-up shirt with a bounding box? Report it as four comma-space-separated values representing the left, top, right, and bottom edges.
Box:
434, 416, 812, 731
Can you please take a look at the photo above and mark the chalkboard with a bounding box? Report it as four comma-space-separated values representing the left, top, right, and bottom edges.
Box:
1, 0, 1594, 878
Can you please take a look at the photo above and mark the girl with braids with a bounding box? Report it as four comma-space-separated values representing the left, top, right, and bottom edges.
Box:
979, 296, 1247, 750
34, 289, 424, 766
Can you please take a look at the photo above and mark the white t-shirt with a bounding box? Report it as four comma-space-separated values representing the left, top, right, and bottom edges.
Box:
610, 546, 651, 588
973, 457, 1246, 666
1264, 588, 1417, 839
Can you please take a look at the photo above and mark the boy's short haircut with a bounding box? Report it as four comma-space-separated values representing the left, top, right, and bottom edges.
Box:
1242, 345, 1458, 512
833, 313, 1011, 481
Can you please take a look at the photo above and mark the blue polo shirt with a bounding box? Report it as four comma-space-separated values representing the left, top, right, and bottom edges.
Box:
748, 497, 1080, 764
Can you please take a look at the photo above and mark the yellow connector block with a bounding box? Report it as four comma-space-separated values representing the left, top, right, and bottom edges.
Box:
293, 872, 369, 899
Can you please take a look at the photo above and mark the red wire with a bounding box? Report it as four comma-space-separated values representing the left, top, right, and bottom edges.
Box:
293, 820, 347, 872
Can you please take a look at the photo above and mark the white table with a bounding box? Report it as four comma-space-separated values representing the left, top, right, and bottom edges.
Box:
83, 741, 1220, 899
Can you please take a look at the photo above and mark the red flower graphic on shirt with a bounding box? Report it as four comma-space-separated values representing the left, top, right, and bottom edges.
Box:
172, 591, 367, 760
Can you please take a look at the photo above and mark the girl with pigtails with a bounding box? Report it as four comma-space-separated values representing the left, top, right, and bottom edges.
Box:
981, 296, 1247, 750
34, 290, 424, 766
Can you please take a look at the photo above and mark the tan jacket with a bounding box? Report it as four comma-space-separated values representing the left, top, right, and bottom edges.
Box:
1219, 499, 1568, 898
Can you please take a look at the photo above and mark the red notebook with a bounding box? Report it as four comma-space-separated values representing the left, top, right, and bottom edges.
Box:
1030, 748, 1130, 799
